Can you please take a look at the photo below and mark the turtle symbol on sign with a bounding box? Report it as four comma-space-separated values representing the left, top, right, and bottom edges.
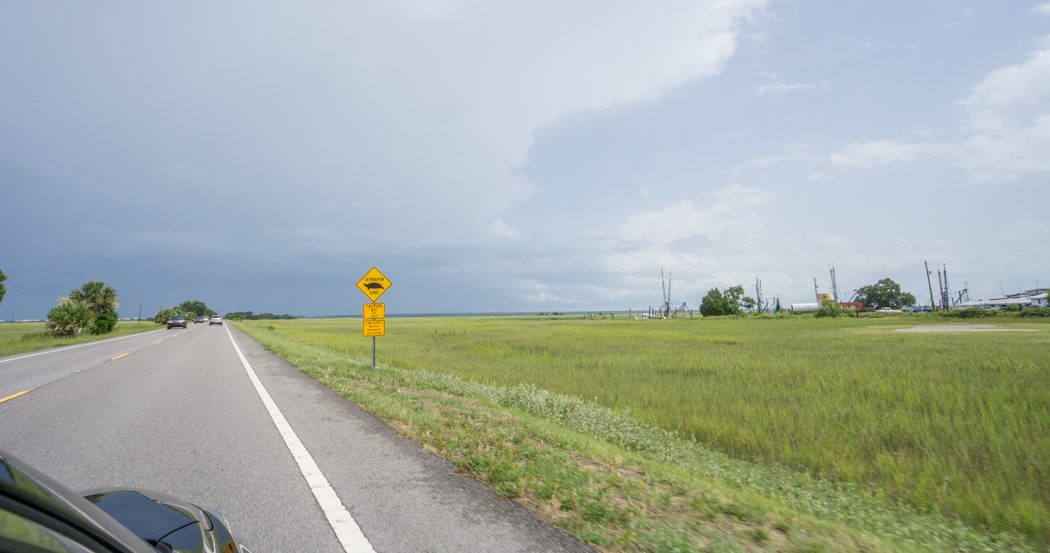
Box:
364, 282, 385, 290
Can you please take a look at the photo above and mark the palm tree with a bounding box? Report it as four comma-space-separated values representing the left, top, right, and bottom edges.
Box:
67, 280, 119, 314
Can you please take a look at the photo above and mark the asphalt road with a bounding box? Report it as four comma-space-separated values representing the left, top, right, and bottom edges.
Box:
0, 323, 594, 552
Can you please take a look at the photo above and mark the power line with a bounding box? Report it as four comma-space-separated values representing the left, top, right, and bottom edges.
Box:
6, 277, 64, 296
2, 299, 55, 307
5, 283, 63, 299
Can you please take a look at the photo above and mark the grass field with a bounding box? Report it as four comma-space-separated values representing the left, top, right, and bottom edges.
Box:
0, 321, 162, 357
250, 315, 1049, 543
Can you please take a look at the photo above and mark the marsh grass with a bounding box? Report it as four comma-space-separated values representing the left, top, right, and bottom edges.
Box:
237, 320, 1036, 552
0, 321, 162, 357
248, 315, 1050, 543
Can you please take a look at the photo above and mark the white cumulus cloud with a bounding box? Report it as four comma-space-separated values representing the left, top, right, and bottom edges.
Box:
1031, 3, 1050, 15
593, 184, 771, 245
955, 35, 1050, 181
827, 35, 1050, 182
489, 218, 526, 239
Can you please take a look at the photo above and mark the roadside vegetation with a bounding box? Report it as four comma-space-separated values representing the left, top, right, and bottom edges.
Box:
153, 300, 218, 323
223, 311, 298, 321
0, 320, 161, 357
237, 315, 1046, 552
41, 280, 121, 337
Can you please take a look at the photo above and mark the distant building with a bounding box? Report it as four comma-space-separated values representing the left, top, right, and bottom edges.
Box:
951, 288, 1048, 310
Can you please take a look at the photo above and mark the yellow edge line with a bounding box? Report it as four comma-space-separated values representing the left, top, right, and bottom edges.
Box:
154, 341, 162, 344
0, 389, 33, 404
112, 353, 130, 360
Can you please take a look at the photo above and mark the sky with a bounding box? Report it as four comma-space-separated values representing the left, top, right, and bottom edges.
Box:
2, 1, 1049, 319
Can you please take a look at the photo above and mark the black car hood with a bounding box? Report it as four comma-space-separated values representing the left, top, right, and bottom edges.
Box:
83, 488, 208, 545
0, 451, 155, 552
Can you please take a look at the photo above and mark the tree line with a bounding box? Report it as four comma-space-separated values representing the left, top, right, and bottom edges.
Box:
699, 278, 916, 317
223, 311, 298, 321
153, 300, 217, 323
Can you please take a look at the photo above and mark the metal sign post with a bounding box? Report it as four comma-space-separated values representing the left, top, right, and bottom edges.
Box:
357, 267, 391, 370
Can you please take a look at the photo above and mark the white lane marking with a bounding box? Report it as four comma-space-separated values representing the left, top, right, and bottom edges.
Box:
0, 330, 163, 364
224, 325, 375, 553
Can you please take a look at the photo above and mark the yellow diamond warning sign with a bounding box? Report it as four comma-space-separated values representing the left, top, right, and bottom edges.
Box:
356, 267, 391, 302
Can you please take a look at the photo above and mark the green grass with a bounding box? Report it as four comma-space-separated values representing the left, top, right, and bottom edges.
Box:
0, 321, 163, 357
236, 319, 1036, 552
245, 315, 1050, 544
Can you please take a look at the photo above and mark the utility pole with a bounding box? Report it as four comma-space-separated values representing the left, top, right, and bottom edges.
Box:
830, 264, 839, 302
137, 301, 143, 325
925, 261, 936, 311
667, 270, 673, 318
660, 268, 667, 318
940, 267, 949, 310
755, 277, 763, 314
942, 265, 952, 309
814, 278, 820, 303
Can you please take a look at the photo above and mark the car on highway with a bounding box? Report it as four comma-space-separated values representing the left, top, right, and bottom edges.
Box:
194, 316, 206, 324
209, 315, 223, 326
167, 315, 188, 329
0, 447, 252, 553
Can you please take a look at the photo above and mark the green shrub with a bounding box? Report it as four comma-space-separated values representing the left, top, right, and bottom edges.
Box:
1020, 307, 1050, 318
153, 307, 178, 324
1006, 303, 1021, 312
814, 299, 841, 318
89, 310, 119, 334
45, 303, 95, 337
942, 307, 993, 319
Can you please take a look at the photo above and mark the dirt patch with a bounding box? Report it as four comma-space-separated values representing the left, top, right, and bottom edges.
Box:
895, 324, 1038, 332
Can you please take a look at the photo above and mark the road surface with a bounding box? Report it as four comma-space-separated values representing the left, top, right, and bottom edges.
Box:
0, 323, 594, 552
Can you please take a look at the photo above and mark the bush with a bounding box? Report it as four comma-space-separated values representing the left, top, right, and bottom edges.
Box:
950, 307, 994, 319
814, 299, 841, 318
1006, 303, 1021, 312
1019, 307, 1050, 318
153, 307, 178, 324
45, 303, 95, 337
89, 310, 119, 334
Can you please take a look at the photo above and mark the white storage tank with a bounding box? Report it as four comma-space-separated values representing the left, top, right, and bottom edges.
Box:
791, 303, 820, 312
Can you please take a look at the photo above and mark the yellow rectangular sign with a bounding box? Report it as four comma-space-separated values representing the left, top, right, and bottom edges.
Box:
363, 303, 385, 320
363, 320, 385, 337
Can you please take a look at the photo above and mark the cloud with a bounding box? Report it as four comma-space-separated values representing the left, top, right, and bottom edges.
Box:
723, 149, 823, 173
639, 186, 653, 198
829, 140, 952, 169
489, 218, 526, 239
1031, 3, 1050, 15
955, 34, 1050, 181
805, 232, 845, 247
753, 82, 815, 96
518, 279, 569, 304
827, 35, 1050, 181
999, 215, 1048, 241
592, 183, 771, 245
0, 1, 770, 239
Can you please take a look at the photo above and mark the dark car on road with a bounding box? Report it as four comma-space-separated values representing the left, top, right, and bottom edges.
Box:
194, 316, 206, 324
0, 448, 252, 553
167, 315, 188, 329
